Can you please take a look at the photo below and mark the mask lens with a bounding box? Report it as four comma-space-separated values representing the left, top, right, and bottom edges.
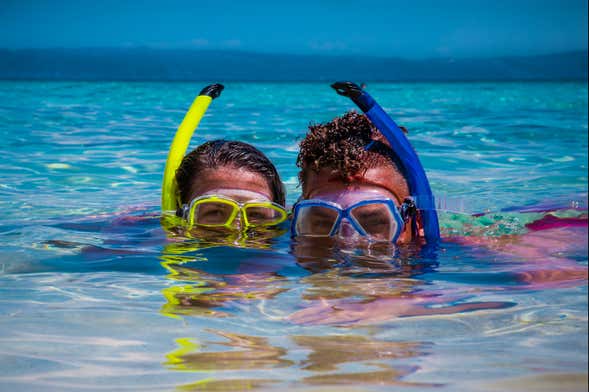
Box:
295, 205, 339, 236
243, 205, 285, 226
350, 203, 397, 241
193, 201, 235, 225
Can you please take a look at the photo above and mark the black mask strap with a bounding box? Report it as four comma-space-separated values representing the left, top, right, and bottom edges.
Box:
401, 197, 419, 239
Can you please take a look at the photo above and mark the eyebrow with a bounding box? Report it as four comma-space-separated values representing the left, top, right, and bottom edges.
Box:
227, 194, 253, 202
312, 209, 338, 219
191, 188, 272, 203
354, 210, 390, 220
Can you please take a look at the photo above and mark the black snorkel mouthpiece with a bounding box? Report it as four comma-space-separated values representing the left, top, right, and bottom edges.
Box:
331, 81, 373, 112
331, 81, 363, 98
401, 198, 419, 239
199, 83, 224, 99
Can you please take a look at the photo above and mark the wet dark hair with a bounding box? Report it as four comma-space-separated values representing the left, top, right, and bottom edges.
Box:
297, 111, 401, 189
176, 140, 286, 206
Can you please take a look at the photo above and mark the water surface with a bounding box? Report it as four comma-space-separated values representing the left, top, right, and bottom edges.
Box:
0, 81, 587, 391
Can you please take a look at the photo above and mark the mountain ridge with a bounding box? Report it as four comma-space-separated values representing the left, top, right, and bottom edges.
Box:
1, 48, 586, 81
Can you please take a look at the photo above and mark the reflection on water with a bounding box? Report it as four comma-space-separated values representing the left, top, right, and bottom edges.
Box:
294, 335, 441, 388
158, 226, 444, 389
151, 213, 587, 389
294, 335, 423, 372
161, 286, 231, 319
288, 272, 515, 326
160, 225, 510, 329
288, 239, 515, 326
161, 226, 285, 317
160, 267, 287, 320
174, 378, 278, 391
165, 331, 289, 391
157, 224, 519, 389
302, 366, 433, 388
166, 330, 294, 371
166, 331, 438, 390
2, 208, 582, 390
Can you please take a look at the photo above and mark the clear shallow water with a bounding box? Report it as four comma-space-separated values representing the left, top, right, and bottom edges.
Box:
0, 81, 587, 391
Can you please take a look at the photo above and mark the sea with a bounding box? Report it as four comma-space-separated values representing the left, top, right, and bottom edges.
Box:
0, 81, 587, 391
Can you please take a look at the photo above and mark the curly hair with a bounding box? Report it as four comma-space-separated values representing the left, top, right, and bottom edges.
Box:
297, 111, 401, 188
176, 140, 286, 206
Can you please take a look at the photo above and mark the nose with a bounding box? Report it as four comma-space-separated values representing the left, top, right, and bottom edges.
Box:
336, 218, 361, 239
230, 211, 243, 230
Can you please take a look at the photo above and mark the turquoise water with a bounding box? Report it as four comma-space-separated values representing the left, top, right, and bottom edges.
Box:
0, 81, 587, 391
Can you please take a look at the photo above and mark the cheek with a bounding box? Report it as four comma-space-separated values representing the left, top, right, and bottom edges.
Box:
396, 218, 425, 244
397, 225, 412, 244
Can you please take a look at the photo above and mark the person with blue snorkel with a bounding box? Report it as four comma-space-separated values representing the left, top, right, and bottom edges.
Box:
291, 81, 439, 247
287, 82, 587, 326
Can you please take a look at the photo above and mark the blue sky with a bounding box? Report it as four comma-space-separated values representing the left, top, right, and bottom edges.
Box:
0, 0, 587, 58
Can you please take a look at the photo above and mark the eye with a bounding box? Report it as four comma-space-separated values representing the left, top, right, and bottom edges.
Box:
248, 210, 272, 219
203, 209, 225, 218
310, 216, 335, 228
194, 202, 233, 224
362, 215, 391, 230
244, 206, 283, 225
350, 204, 395, 238
295, 205, 339, 236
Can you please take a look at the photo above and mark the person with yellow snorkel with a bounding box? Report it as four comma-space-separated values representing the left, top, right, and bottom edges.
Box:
161, 84, 288, 243
159, 84, 291, 321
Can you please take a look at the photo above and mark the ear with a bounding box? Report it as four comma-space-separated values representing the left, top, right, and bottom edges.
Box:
416, 210, 425, 239
398, 211, 425, 243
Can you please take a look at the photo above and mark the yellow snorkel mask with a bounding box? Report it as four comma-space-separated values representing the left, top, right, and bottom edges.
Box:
180, 193, 288, 229
161, 84, 225, 213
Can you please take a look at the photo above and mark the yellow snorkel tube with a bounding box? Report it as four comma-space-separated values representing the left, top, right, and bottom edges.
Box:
161, 84, 224, 213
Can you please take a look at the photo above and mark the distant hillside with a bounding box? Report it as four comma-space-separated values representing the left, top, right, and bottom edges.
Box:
0, 48, 586, 81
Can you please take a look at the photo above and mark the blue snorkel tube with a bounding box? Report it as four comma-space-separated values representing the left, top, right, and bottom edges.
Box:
331, 81, 440, 244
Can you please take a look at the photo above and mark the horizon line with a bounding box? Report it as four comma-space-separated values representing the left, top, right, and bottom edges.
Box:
1, 47, 587, 61
1, 78, 587, 83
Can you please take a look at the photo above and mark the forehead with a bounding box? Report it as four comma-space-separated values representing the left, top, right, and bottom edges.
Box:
304, 167, 410, 204
189, 166, 273, 202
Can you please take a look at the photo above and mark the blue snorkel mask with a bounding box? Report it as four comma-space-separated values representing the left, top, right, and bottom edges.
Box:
291, 82, 440, 245
292, 194, 409, 244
